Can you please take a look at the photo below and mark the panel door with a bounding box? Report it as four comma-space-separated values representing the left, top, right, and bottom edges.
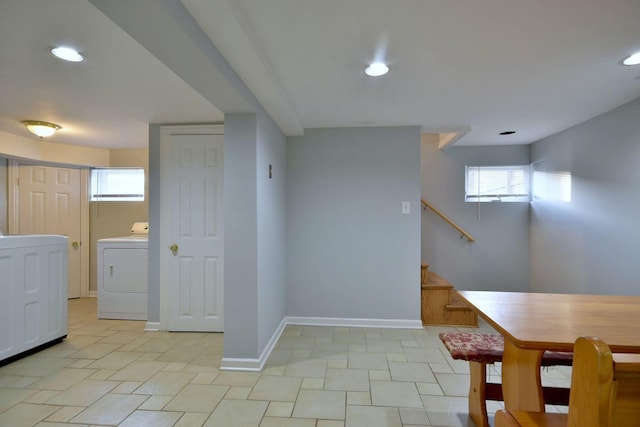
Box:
18, 165, 81, 298
165, 133, 224, 331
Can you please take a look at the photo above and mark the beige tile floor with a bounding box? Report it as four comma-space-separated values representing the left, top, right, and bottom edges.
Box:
0, 298, 571, 427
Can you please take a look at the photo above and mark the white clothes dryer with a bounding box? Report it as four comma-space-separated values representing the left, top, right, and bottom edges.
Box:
97, 222, 148, 320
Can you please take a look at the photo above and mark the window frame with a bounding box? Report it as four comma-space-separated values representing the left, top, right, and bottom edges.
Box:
465, 164, 531, 203
90, 167, 145, 202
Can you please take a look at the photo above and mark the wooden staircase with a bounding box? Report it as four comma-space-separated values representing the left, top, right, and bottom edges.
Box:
421, 263, 477, 326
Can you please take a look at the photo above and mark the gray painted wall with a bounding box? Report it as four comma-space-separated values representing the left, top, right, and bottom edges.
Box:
530, 97, 640, 295
223, 112, 288, 359
286, 127, 421, 320
421, 136, 530, 292
223, 114, 259, 359
256, 114, 287, 352
148, 124, 161, 323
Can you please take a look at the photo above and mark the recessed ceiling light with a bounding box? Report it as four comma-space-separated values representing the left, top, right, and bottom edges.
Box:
622, 52, 640, 66
499, 131, 516, 135
51, 46, 84, 62
365, 62, 389, 77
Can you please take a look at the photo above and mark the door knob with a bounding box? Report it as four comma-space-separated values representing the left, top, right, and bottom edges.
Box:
169, 243, 178, 255
72, 241, 79, 248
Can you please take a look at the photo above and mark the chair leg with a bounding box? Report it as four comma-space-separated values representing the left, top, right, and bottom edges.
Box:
469, 361, 489, 427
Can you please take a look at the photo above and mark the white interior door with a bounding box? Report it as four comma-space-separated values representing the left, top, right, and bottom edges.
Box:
18, 165, 82, 298
162, 127, 224, 331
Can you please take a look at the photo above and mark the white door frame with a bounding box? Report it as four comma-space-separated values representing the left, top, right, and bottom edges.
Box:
7, 159, 90, 298
159, 124, 224, 331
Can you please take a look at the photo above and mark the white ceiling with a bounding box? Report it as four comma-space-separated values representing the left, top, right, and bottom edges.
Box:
0, 0, 222, 149
1, 0, 640, 149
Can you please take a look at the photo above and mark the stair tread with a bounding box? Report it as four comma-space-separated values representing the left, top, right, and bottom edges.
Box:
445, 304, 473, 311
422, 271, 454, 289
422, 282, 453, 291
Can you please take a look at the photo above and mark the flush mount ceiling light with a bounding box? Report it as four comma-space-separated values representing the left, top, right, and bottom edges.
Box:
22, 120, 61, 138
365, 62, 389, 77
50, 46, 84, 62
622, 52, 640, 66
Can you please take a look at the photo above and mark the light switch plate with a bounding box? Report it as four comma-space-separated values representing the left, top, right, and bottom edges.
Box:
401, 201, 411, 214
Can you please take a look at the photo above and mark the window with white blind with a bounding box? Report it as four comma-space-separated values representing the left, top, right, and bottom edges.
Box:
465, 165, 530, 202
90, 168, 145, 201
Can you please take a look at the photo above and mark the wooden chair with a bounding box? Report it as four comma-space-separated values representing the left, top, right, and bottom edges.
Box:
494, 336, 615, 427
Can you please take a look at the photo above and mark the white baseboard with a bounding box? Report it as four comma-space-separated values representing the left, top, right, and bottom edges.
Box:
285, 316, 423, 329
220, 316, 288, 372
144, 322, 161, 331
219, 315, 422, 371
89, 291, 97, 298
219, 357, 262, 372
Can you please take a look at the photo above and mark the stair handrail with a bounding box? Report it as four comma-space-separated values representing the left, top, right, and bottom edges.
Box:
421, 199, 475, 242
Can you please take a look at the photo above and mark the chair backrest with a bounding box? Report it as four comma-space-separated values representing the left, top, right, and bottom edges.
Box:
567, 336, 615, 427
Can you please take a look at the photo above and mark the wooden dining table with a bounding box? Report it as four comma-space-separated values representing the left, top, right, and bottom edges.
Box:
457, 291, 640, 425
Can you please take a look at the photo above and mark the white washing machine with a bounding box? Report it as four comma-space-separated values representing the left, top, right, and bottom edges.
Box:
97, 222, 148, 320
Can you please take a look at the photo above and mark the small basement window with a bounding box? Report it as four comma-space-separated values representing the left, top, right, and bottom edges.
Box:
465, 165, 530, 202
90, 168, 145, 201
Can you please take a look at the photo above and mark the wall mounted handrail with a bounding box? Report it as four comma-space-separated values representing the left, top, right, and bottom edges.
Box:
421, 199, 475, 242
